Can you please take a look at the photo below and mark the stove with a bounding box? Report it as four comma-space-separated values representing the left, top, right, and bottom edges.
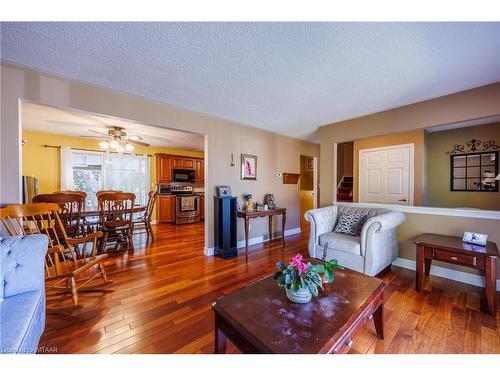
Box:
170, 185, 200, 224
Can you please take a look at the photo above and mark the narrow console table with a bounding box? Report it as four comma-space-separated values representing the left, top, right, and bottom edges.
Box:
415, 233, 498, 316
237, 208, 286, 258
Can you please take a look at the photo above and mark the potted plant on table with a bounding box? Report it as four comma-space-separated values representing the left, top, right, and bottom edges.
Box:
273, 253, 324, 303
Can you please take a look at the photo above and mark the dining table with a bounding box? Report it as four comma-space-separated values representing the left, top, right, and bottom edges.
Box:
80, 204, 147, 218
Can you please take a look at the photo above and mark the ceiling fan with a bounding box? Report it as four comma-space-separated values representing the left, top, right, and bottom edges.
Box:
80, 126, 150, 151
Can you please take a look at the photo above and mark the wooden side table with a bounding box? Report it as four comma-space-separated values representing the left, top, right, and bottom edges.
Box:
237, 208, 286, 258
415, 233, 498, 316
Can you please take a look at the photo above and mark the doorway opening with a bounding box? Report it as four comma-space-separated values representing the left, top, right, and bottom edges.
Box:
336, 142, 354, 202
299, 155, 318, 226
20, 101, 207, 254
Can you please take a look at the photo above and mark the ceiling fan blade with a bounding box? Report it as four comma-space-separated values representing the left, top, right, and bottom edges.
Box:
129, 139, 150, 147
87, 129, 109, 136
126, 134, 143, 141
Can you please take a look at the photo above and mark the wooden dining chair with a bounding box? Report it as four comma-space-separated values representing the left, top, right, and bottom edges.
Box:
0, 203, 111, 307
53, 190, 99, 234
33, 192, 86, 239
96, 190, 122, 198
133, 190, 158, 242
97, 192, 136, 253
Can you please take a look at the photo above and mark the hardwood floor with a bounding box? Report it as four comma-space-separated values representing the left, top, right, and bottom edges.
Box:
40, 223, 500, 354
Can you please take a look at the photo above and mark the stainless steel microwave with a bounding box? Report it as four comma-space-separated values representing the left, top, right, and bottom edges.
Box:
173, 168, 195, 183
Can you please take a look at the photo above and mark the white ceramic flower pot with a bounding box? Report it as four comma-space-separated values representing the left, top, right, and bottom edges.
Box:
285, 287, 312, 304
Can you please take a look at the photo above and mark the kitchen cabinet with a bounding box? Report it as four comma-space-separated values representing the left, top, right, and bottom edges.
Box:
194, 159, 204, 182
183, 159, 194, 169
155, 154, 204, 183
172, 157, 185, 168
156, 155, 172, 183
157, 195, 176, 223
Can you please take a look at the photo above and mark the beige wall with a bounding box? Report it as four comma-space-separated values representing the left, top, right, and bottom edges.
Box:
1, 62, 319, 250
352, 129, 425, 205
319, 82, 500, 279
424, 122, 500, 210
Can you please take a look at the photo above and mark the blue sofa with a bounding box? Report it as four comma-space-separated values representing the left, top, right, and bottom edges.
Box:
1, 235, 48, 354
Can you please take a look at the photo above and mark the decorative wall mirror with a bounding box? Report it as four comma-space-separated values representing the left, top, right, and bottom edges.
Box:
450, 151, 498, 192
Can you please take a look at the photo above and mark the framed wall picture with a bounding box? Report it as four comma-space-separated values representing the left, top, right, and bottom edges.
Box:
241, 154, 257, 180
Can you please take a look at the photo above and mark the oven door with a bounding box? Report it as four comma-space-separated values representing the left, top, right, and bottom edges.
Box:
173, 169, 195, 182
175, 196, 200, 224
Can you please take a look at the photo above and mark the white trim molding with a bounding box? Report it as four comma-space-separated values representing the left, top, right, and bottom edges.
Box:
392, 257, 500, 291
337, 202, 500, 220
204, 227, 301, 257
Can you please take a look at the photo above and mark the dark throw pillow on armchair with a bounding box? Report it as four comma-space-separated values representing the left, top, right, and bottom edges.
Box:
333, 212, 368, 236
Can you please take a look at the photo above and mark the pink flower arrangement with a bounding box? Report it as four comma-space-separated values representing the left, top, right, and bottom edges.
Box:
290, 253, 308, 273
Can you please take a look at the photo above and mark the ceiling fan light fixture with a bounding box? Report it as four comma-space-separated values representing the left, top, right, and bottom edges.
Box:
100, 141, 109, 149
109, 140, 120, 149
125, 143, 134, 152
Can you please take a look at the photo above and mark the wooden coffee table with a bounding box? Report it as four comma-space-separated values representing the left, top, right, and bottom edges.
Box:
212, 269, 386, 354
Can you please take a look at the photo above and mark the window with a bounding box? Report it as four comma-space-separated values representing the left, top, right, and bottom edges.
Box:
103, 152, 150, 205
450, 151, 498, 192
72, 151, 104, 208
62, 148, 151, 207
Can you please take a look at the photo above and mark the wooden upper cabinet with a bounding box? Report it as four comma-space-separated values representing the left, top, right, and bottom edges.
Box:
183, 159, 194, 169
172, 157, 185, 168
156, 154, 172, 183
155, 154, 204, 183
195, 159, 204, 182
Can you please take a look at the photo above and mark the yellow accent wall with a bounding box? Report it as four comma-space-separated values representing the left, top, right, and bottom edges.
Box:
22, 130, 204, 213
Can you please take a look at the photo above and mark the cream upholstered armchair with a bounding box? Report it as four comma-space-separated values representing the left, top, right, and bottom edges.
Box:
304, 205, 405, 276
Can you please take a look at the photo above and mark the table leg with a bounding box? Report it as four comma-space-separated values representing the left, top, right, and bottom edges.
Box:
214, 318, 227, 354
268, 215, 273, 244
424, 258, 432, 276
416, 244, 425, 292
373, 301, 384, 340
485, 256, 497, 316
281, 212, 286, 247
244, 217, 249, 259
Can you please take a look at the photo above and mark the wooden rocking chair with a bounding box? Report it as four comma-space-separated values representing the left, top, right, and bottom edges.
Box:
0, 203, 112, 307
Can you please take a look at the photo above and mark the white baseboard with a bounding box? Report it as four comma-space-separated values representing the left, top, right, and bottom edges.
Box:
204, 227, 301, 257
392, 257, 500, 291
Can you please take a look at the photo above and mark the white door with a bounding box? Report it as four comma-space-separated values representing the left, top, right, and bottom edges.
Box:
359, 144, 414, 205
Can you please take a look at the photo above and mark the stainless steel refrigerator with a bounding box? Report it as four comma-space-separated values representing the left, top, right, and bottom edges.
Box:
22, 175, 39, 203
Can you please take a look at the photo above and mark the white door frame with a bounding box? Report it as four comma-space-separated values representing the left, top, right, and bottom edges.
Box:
312, 156, 318, 208
332, 143, 338, 204
358, 143, 415, 206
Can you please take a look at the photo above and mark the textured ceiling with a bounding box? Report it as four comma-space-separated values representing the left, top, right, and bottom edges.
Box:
22, 102, 205, 151
2, 22, 500, 142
